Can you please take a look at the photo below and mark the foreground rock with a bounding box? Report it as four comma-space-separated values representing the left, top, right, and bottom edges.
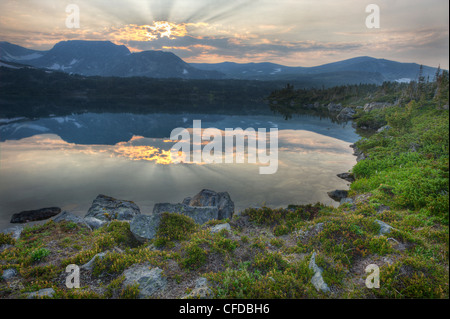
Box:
183, 277, 214, 299
2, 268, 17, 281
130, 214, 162, 243
350, 144, 367, 162
309, 252, 330, 293
185, 189, 234, 220
80, 252, 108, 271
327, 190, 349, 202
84, 194, 141, 229
122, 264, 167, 298
1, 226, 23, 240
26, 288, 55, 299
210, 223, 232, 234
153, 189, 235, 224
10, 207, 61, 223
337, 172, 355, 182
153, 203, 219, 225
375, 219, 394, 236
52, 211, 91, 230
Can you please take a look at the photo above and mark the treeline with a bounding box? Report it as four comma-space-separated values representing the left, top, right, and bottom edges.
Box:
0, 67, 289, 117
267, 68, 449, 118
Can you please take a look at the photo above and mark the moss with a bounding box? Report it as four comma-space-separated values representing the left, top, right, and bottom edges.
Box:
180, 243, 208, 270
154, 212, 199, 248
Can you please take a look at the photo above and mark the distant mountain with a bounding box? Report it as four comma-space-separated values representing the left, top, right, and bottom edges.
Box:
0, 40, 224, 79
0, 41, 44, 62
0, 41, 441, 84
191, 56, 439, 83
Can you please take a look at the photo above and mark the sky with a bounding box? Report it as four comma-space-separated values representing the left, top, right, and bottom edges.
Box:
0, 0, 448, 68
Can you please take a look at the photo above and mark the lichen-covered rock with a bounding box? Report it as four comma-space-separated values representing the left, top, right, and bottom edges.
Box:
130, 214, 162, 243
26, 288, 55, 299
183, 277, 214, 299
375, 219, 394, 236
85, 194, 141, 222
210, 223, 231, 234
185, 189, 235, 220
337, 107, 356, 120
1, 226, 23, 240
309, 252, 330, 294
122, 264, 167, 298
153, 203, 219, 225
80, 252, 108, 271
53, 211, 91, 230
2, 268, 17, 281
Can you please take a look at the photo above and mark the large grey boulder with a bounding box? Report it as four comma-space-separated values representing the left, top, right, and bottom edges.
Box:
84, 195, 141, 229
130, 214, 162, 243
152, 189, 234, 224
186, 189, 234, 220
52, 211, 91, 230
327, 102, 343, 113
337, 107, 356, 120
10, 207, 61, 223
153, 203, 219, 225
122, 264, 167, 298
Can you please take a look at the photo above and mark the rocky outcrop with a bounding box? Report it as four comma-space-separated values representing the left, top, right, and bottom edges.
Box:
129, 214, 162, 243
184, 189, 235, 220
1, 226, 23, 240
80, 252, 108, 271
210, 223, 232, 234
153, 203, 219, 225
53, 211, 91, 230
375, 219, 394, 236
337, 107, 356, 120
337, 172, 355, 182
327, 190, 349, 202
363, 102, 393, 112
153, 189, 235, 224
183, 277, 214, 299
10, 207, 61, 223
1, 268, 17, 281
350, 144, 367, 162
122, 264, 167, 298
377, 125, 391, 133
84, 194, 141, 229
309, 252, 330, 293
26, 288, 55, 299
327, 102, 343, 113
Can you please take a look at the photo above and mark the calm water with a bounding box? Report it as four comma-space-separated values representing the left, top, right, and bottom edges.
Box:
0, 112, 359, 230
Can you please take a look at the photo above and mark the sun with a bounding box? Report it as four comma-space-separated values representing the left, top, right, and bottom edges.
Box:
145, 21, 188, 40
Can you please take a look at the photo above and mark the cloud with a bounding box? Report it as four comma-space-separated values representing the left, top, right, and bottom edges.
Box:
0, 0, 447, 68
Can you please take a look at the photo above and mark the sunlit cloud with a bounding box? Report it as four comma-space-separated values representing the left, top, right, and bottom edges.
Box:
0, 0, 447, 68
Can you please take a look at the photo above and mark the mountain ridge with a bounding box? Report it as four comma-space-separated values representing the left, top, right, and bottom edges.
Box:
0, 40, 441, 84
